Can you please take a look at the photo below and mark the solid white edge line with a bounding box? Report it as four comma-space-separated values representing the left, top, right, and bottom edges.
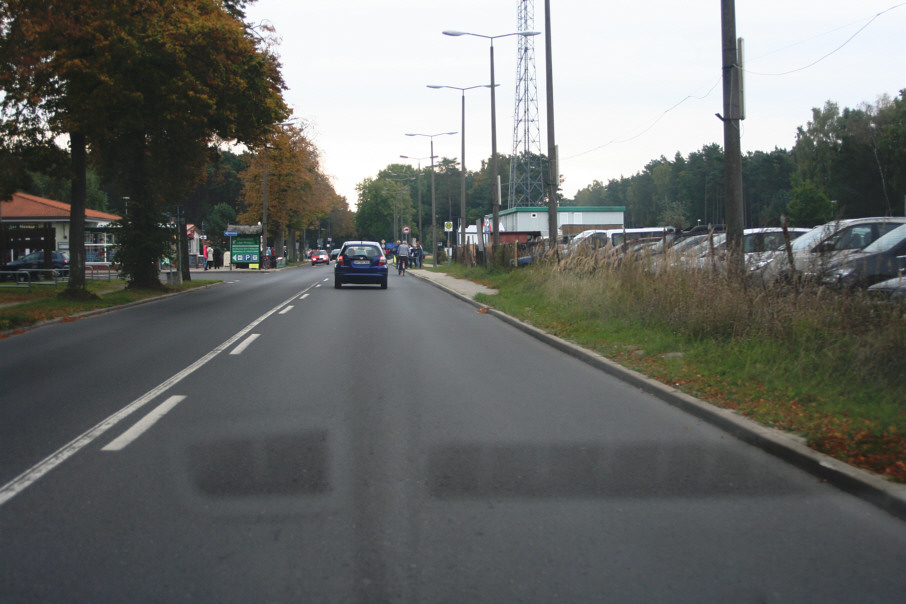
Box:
230, 333, 260, 355
0, 282, 319, 508
102, 395, 186, 452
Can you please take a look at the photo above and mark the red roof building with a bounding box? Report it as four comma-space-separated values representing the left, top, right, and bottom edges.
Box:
1, 192, 121, 262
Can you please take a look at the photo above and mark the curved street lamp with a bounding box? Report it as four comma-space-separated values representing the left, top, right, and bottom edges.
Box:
404, 132, 457, 267
399, 155, 433, 241
427, 84, 495, 257
442, 30, 540, 247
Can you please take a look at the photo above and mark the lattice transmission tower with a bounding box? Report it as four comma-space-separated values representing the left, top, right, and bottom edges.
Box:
508, 0, 545, 208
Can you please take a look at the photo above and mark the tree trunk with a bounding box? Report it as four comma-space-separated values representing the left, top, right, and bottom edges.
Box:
179, 209, 191, 282
123, 133, 166, 290
274, 225, 285, 265
63, 131, 91, 297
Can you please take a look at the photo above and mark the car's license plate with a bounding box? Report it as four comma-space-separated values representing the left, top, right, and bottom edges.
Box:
353, 260, 370, 266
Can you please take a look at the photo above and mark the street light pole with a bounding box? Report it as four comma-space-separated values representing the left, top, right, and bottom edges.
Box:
399, 156, 430, 242
405, 132, 457, 267
443, 30, 540, 249
427, 84, 494, 258
261, 166, 267, 270
385, 174, 418, 241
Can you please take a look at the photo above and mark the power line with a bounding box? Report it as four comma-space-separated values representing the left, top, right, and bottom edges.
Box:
564, 3, 903, 161
564, 77, 721, 160
745, 3, 905, 77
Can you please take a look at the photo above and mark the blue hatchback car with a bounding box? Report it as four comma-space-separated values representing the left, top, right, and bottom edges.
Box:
334, 241, 388, 289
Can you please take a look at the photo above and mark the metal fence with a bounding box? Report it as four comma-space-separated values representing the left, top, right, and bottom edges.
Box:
0, 263, 118, 289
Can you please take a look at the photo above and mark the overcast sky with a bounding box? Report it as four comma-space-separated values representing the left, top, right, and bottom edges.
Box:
244, 1, 905, 207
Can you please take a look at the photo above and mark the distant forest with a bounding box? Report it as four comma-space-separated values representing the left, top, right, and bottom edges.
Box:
569, 92, 905, 229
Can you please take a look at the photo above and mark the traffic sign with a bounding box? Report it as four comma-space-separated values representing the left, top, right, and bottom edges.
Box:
444, 221, 453, 232
231, 235, 259, 263
402, 226, 410, 234
224, 230, 238, 237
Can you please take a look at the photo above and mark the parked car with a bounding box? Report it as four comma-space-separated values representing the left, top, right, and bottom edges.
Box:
681, 228, 809, 272
2, 250, 70, 281
334, 241, 388, 289
310, 250, 329, 266
750, 217, 906, 284
867, 275, 906, 301
822, 223, 906, 288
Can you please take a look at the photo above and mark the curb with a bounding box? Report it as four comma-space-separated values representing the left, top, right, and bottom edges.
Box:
411, 271, 906, 521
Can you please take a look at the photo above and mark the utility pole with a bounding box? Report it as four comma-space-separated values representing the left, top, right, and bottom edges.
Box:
720, 0, 745, 275
544, 0, 559, 254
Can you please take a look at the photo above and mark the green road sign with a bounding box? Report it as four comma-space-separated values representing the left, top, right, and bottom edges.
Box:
231, 236, 260, 263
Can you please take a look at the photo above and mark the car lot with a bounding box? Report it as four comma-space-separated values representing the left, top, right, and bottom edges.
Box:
823, 223, 906, 288
561, 217, 906, 294
1, 250, 70, 282
750, 217, 906, 285
679, 227, 809, 272
333, 240, 388, 289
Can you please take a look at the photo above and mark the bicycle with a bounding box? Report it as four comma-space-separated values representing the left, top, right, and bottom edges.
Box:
398, 256, 408, 276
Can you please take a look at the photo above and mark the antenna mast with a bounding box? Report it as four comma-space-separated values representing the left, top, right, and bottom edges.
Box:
508, 0, 545, 208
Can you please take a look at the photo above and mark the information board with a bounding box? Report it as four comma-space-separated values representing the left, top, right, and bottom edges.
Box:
231, 236, 260, 263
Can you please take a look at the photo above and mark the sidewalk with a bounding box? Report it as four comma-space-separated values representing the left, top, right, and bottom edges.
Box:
407, 267, 498, 301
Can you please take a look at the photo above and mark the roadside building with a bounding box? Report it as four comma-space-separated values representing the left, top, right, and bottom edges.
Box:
479, 205, 626, 242
0, 192, 121, 264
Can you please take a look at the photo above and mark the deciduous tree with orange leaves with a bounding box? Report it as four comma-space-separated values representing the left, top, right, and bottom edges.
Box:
240, 123, 345, 258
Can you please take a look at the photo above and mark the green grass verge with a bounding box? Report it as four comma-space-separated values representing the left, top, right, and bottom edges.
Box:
0, 279, 217, 332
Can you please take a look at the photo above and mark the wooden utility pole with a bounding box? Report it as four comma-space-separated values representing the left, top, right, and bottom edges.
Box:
720, 0, 745, 275
544, 0, 559, 256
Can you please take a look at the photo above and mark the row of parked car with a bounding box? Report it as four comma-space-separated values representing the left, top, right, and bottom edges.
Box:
0, 250, 70, 282
571, 217, 906, 298
753, 217, 906, 291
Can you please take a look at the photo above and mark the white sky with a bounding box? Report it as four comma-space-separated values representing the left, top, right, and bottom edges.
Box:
244, 1, 905, 208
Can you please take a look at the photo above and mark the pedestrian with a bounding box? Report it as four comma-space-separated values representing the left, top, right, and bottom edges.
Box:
203, 244, 209, 270
397, 240, 410, 274
206, 244, 214, 270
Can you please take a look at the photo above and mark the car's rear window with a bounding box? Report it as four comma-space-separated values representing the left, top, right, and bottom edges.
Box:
344, 246, 378, 258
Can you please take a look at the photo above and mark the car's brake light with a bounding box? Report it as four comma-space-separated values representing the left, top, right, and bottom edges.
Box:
378, 256, 386, 266
336, 256, 344, 266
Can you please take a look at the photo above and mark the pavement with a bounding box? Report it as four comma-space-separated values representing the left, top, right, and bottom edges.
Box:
408, 266, 906, 521
406, 267, 498, 299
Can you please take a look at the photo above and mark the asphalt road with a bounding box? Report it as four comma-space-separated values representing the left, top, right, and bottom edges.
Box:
1, 265, 904, 602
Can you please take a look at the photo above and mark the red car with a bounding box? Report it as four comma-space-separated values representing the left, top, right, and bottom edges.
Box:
311, 250, 329, 265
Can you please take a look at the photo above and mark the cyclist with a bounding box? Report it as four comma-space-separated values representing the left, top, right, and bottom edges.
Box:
397, 240, 410, 275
